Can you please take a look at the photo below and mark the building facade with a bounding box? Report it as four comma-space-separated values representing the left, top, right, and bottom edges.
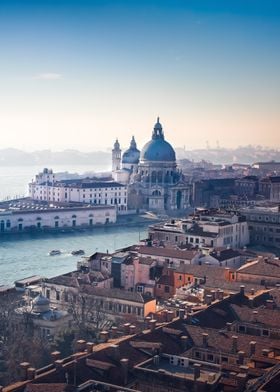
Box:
112, 118, 191, 213
29, 168, 128, 213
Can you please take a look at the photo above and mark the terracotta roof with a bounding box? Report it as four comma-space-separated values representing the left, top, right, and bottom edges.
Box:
45, 275, 79, 288
25, 384, 75, 392
237, 257, 280, 279
175, 263, 229, 279
185, 325, 274, 357
231, 304, 280, 329
79, 285, 148, 303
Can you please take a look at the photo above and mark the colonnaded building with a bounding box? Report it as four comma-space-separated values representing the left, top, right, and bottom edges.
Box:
112, 118, 191, 213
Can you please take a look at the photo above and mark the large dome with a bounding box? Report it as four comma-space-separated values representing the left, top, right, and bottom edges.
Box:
140, 118, 176, 162
122, 136, 140, 164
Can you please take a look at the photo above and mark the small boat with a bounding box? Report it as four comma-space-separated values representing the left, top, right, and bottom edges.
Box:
71, 249, 85, 256
49, 250, 62, 256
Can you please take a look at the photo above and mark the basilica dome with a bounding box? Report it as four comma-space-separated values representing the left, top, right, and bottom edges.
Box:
140, 118, 176, 162
122, 136, 140, 164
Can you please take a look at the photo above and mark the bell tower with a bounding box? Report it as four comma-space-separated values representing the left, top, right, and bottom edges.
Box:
112, 139, 121, 171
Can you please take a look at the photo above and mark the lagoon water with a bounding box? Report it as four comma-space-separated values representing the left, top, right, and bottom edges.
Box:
0, 225, 147, 286
0, 165, 147, 285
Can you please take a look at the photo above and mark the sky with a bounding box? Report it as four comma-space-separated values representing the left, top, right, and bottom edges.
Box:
0, 0, 280, 151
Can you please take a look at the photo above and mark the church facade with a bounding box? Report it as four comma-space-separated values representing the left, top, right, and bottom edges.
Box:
112, 118, 191, 213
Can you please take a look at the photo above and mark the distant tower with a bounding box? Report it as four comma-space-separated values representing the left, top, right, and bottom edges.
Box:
112, 139, 121, 171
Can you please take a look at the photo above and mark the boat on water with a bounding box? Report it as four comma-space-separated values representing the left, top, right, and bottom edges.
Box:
48, 250, 62, 256
71, 249, 85, 256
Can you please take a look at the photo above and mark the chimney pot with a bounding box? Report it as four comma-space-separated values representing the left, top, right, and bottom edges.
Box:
232, 336, 238, 354
76, 339, 86, 352
86, 342, 94, 354
27, 367, 36, 380
202, 333, 209, 347
123, 323, 131, 334
51, 351, 61, 362
110, 326, 118, 338
19, 362, 30, 381
149, 319, 157, 331
129, 325, 136, 334
240, 285, 245, 295
193, 363, 201, 380
238, 351, 245, 365
179, 308, 185, 319
249, 341, 256, 357
100, 331, 109, 342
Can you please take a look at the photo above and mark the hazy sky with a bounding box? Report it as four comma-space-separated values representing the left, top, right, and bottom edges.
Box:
0, 0, 279, 151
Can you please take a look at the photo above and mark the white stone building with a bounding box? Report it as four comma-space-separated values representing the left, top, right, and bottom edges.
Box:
0, 199, 116, 232
29, 168, 128, 213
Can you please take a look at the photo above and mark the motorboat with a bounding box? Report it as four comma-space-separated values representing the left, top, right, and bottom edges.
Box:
71, 249, 85, 256
48, 250, 62, 256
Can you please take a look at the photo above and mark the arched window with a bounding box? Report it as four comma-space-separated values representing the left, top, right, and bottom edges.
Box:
18, 218, 23, 222
36, 217, 42, 220
54, 216, 60, 219
72, 215, 77, 218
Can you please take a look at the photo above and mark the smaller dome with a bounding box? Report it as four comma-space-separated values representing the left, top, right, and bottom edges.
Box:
122, 136, 140, 164
32, 293, 50, 313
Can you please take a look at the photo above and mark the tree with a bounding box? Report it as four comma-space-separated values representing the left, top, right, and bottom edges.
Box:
67, 291, 112, 342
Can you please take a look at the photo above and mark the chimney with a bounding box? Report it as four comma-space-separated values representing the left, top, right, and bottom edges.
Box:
149, 319, 157, 331
249, 341, 256, 357
51, 351, 61, 362
249, 298, 254, 308
250, 288, 255, 295
109, 344, 120, 361
100, 331, 109, 342
226, 322, 232, 331
145, 317, 151, 328
217, 289, 224, 300
120, 358, 129, 385
167, 310, 175, 322
76, 339, 86, 352
193, 363, 201, 380
179, 309, 185, 319
210, 290, 216, 301
153, 355, 160, 366
27, 367, 36, 380
86, 342, 94, 354
262, 349, 270, 357
238, 351, 245, 365
110, 326, 118, 338
19, 362, 30, 381
55, 359, 64, 370
232, 336, 238, 354
205, 294, 212, 305
202, 333, 209, 348
240, 285, 245, 296
129, 325, 136, 334
162, 309, 168, 322
181, 335, 188, 350
123, 323, 131, 334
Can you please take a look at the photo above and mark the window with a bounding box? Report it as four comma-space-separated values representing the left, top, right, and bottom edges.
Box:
164, 286, 170, 293
262, 329, 269, 336
207, 354, 214, 361
56, 291, 60, 301
46, 289, 50, 299
238, 325, 246, 333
